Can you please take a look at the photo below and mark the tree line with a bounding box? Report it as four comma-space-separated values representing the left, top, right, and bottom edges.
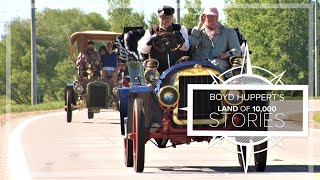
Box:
0, 0, 318, 104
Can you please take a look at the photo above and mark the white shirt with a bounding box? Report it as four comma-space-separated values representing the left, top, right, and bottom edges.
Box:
137, 25, 190, 54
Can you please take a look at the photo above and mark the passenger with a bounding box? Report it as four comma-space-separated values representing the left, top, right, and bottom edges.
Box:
98, 45, 107, 57
137, 5, 190, 73
189, 7, 241, 71
100, 42, 117, 80
77, 40, 101, 81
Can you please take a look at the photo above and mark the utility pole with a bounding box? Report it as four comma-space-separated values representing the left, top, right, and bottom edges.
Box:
31, 0, 37, 105
315, 0, 319, 97
177, 0, 180, 23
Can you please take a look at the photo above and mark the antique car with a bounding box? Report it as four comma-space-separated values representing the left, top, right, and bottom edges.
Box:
64, 31, 122, 122
116, 27, 269, 173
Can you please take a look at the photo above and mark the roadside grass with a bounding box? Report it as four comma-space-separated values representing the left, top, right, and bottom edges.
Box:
0, 101, 64, 114
314, 111, 320, 123
283, 96, 303, 100
309, 96, 320, 100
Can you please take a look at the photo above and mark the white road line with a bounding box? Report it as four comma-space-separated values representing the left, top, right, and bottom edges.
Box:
7, 112, 64, 180
6, 111, 320, 179
309, 108, 320, 111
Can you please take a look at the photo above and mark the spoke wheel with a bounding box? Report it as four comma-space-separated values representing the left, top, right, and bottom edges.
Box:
124, 138, 133, 167
237, 141, 268, 172
155, 138, 169, 148
237, 145, 247, 168
132, 99, 145, 173
254, 141, 268, 172
124, 117, 133, 167
66, 91, 73, 123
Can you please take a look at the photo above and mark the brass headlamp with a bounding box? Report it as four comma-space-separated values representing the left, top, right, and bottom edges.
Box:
144, 58, 160, 85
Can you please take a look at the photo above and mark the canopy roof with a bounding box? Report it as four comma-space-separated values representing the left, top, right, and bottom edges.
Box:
69, 31, 122, 65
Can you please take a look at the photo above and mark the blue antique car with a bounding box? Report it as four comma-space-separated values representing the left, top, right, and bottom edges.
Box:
116, 27, 268, 173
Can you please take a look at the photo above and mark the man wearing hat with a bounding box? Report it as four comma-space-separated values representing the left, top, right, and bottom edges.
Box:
77, 40, 101, 81
189, 7, 241, 72
138, 5, 190, 73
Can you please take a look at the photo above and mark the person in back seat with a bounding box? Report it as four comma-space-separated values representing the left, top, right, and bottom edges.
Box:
137, 5, 190, 73
189, 6, 241, 72
100, 42, 118, 81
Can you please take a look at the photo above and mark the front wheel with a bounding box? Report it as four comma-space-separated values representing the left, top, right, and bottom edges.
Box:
124, 117, 133, 167
66, 90, 73, 123
132, 99, 145, 173
237, 141, 268, 172
254, 141, 268, 172
124, 138, 133, 167
237, 145, 246, 168
88, 109, 94, 119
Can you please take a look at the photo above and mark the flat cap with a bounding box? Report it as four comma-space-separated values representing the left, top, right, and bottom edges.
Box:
158, 5, 175, 16
88, 40, 94, 45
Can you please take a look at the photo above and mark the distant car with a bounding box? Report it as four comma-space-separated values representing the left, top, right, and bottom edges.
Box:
64, 31, 122, 122
116, 27, 269, 173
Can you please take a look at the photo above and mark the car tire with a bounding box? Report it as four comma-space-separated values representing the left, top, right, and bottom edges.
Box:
132, 99, 145, 173
88, 110, 94, 119
124, 138, 133, 167
254, 141, 268, 172
66, 90, 72, 123
237, 145, 246, 168
124, 115, 133, 167
155, 138, 168, 148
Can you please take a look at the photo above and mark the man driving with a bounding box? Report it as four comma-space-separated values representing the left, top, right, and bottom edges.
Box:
77, 40, 101, 81
137, 5, 190, 73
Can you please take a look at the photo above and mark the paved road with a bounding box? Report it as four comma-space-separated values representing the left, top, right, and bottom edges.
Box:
4, 109, 320, 180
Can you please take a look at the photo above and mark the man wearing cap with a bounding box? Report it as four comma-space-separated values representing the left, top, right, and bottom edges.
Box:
137, 5, 190, 73
190, 7, 241, 71
77, 40, 101, 81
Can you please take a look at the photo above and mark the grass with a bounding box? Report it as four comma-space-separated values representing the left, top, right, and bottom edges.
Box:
0, 101, 64, 114
309, 96, 320, 100
282, 96, 303, 100
314, 111, 320, 124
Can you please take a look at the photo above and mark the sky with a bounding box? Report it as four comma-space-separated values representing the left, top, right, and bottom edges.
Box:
0, 0, 226, 35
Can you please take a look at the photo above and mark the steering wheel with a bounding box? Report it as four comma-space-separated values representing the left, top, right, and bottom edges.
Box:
152, 32, 184, 53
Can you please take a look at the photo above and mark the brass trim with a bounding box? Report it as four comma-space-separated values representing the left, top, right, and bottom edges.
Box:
158, 86, 180, 108
144, 58, 159, 69
144, 69, 160, 85
172, 66, 226, 125
224, 90, 245, 106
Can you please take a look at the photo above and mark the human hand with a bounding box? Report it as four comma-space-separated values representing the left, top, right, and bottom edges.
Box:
146, 34, 159, 45
197, 13, 206, 29
217, 52, 231, 60
173, 31, 184, 42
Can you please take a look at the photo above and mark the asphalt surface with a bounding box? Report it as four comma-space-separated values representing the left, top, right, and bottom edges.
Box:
2, 109, 319, 180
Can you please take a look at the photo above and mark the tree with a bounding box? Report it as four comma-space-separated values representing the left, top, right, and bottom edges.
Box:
224, 0, 310, 85
107, 0, 146, 32
0, 19, 32, 104
35, 9, 111, 102
147, 13, 159, 26
0, 9, 110, 104
180, 0, 203, 29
